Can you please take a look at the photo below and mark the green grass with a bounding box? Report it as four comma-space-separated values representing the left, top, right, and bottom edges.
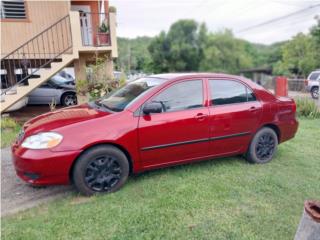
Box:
2, 119, 320, 240
1, 117, 21, 148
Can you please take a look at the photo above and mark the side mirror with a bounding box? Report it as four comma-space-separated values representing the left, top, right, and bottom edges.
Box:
143, 102, 162, 115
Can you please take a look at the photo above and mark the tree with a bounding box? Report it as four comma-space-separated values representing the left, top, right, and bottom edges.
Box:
274, 33, 318, 77
199, 30, 253, 73
148, 20, 202, 73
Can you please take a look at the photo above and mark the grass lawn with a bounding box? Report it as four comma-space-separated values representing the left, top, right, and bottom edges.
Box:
2, 118, 320, 240
1, 118, 21, 148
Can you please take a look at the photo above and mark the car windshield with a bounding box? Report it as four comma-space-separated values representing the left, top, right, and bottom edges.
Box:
51, 76, 70, 85
96, 77, 166, 112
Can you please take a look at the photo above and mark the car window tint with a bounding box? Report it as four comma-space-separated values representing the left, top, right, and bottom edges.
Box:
153, 80, 203, 112
309, 72, 320, 80
209, 80, 255, 105
247, 87, 256, 102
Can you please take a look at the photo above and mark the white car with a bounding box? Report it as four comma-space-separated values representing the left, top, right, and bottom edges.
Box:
305, 70, 320, 99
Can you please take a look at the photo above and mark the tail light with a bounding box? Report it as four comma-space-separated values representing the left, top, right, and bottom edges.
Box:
304, 79, 308, 86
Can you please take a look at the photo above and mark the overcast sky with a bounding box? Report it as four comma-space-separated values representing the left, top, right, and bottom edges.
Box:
110, 0, 320, 45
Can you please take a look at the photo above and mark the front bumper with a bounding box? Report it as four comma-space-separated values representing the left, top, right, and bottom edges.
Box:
12, 144, 81, 185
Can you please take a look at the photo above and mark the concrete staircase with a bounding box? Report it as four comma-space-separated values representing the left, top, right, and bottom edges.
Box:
1, 54, 76, 113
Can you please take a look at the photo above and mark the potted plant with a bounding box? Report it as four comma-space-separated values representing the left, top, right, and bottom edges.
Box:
97, 22, 109, 46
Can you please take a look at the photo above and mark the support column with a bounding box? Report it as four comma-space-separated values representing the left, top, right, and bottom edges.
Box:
74, 57, 87, 81
104, 54, 114, 79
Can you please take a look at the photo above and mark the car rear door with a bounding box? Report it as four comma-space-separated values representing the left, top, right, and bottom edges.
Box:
207, 79, 262, 156
138, 79, 210, 168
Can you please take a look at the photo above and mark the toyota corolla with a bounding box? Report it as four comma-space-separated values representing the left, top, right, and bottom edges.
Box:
12, 73, 299, 195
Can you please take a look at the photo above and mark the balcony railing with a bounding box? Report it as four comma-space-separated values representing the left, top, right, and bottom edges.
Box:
79, 12, 111, 47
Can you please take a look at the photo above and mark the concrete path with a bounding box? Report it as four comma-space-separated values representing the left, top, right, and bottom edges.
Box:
1, 148, 74, 217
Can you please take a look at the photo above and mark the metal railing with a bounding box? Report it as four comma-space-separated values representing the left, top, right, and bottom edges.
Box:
1, 14, 72, 95
79, 12, 111, 47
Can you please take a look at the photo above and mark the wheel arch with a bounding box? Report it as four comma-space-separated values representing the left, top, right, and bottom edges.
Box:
260, 123, 281, 142
68, 142, 134, 183
60, 91, 76, 105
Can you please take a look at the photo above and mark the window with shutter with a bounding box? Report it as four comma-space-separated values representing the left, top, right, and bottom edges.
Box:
0, 0, 26, 19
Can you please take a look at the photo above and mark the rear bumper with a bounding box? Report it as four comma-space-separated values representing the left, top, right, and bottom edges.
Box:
279, 118, 299, 143
12, 145, 81, 185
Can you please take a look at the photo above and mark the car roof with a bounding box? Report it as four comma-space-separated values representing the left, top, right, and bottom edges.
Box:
149, 72, 245, 80
148, 72, 257, 87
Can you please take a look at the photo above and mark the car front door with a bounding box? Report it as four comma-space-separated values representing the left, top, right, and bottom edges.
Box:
28, 82, 58, 104
138, 79, 210, 168
207, 79, 262, 156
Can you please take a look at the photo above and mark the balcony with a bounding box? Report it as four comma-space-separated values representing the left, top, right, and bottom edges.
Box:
70, 11, 117, 56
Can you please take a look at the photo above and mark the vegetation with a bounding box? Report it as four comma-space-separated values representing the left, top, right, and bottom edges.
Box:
295, 97, 320, 118
116, 19, 320, 77
2, 118, 320, 240
1, 117, 21, 148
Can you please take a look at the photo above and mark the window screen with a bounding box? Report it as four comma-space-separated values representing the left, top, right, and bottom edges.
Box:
1, 0, 26, 19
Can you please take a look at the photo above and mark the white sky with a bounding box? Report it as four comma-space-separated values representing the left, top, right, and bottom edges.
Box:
110, 0, 320, 44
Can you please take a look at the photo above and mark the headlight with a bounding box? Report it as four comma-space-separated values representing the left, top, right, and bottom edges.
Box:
21, 132, 63, 149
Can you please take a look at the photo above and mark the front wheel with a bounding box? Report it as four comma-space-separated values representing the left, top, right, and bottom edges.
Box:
61, 93, 77, 106
246, 127, 278, 164
72, 145, 129, 196
311, 87, 319, 100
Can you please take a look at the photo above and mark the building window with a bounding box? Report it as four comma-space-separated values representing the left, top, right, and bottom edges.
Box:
0, 0, 26, 19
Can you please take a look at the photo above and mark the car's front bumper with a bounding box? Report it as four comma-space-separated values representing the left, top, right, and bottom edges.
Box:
12, 144, 81, 185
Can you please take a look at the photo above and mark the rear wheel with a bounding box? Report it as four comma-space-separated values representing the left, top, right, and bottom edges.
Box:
72, 145, 129, 196
61, 93, 77, 106
246, 127, 278, 164
311, 87, 319, 99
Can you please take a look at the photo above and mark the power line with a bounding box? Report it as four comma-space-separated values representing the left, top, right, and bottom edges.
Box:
236, 3, 320, 33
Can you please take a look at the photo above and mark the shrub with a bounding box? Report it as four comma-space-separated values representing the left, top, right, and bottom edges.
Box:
1, 117, 19, 129
109, 6, 117, 13
295, 97, 320, 119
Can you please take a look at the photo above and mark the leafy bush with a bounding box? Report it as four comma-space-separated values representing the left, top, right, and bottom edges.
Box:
1, 117, 19, 129
109, 6, 117, 13
295, 97, 320, 119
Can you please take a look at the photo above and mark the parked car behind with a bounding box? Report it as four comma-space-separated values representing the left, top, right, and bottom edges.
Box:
12, 73, 298, 196
28, 75, 77, 106
305, 70, 320, 99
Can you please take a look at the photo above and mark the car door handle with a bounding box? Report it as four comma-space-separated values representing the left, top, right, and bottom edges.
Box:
194, 113, 207, 121
249, 106, 258, 112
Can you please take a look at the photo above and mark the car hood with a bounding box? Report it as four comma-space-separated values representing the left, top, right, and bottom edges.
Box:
23, 104, 111, 134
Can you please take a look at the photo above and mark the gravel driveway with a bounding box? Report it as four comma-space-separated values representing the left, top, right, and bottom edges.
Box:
1, 148, 74, 216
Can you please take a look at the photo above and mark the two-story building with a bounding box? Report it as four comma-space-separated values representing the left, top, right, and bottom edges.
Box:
0, 0, 118, 113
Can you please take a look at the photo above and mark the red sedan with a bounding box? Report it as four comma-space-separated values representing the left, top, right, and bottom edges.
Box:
12, 73, 298, 195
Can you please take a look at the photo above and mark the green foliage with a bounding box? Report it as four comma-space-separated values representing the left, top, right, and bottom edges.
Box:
117, 18, 320, 76
76, 79, 89, 96
295, 97, 320, 119
1, 117, 18, 129
149, 20, 204, 73
98, 22, 109, 33
115, 36, 153, 73
1, 117, 21, 148
199, 30, 253, 73
109, 6, 117, 13
2, 119, 320, 239
273, 33, 318, 77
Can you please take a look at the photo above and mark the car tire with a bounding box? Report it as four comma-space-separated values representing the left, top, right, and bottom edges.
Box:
61, 93, 77, 106
246, 127, 278, 164
311, 87, 319, 99
72, 145, 129, 196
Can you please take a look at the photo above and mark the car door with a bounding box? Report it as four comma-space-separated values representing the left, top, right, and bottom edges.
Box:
28, 82, 58, 104
138, 79, 210, 168
207, 79, 262, 156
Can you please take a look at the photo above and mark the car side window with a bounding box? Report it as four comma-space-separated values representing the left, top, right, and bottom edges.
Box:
209, 80, 256, 106
152, 80, 203, 112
